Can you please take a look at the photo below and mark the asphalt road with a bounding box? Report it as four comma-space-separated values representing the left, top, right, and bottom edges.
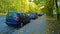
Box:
0, 15, 46, 34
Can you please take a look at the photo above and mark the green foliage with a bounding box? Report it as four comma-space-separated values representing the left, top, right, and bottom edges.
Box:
43, 0, 54, 16
29, 2, 41, 13
34, 0, 43, 5
19, 0, 29, 12
0, 0, 43, 13
0, 0, 29, 13
0, 0, 17, 12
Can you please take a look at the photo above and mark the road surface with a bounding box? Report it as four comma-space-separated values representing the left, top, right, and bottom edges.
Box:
0, 15, 46, 34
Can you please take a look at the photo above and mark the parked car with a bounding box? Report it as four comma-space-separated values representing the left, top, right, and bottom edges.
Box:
5, 12, 30, 27
29, 13, 38, 19
37, 12, 44, 16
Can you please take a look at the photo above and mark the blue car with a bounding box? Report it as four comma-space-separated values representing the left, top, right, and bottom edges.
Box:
29, 13, 38, 19
5, 12, 30, 27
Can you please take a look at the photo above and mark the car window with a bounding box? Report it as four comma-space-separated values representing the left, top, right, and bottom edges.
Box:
24, 13, 28, 17
19, 13, 28, 18
20, 13, 25, 18
7, 12, 17, 18
7, 13, 13, 17
13, 13, 17, 17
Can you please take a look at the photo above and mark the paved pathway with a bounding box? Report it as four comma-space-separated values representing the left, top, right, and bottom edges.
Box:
12, 15, 46, 34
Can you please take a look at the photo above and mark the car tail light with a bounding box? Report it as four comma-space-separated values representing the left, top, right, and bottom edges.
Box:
16, 15, 20, 21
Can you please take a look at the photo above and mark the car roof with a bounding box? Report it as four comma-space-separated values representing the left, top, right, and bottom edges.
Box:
8, 12, 25, 14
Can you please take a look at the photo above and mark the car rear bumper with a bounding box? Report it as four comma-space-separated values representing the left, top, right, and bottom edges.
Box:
5, 22, 20, 26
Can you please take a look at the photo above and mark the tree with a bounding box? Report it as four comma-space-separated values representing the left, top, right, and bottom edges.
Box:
55, 0, 60, 21
28, 2, 40, 13
0, 0, 29, 12
44, 0, 54, 16
0, 0, 18, 12
19, 0, 29, 12
34, 0, 44, 5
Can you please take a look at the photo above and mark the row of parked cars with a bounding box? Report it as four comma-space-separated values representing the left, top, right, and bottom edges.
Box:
5, 12, 44, 27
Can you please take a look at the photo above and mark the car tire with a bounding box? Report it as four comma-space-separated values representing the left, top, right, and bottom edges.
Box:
6, 24, 13, 27
20, 23, 24, 27
27, 20, 30, 23
5, 23, 11, 26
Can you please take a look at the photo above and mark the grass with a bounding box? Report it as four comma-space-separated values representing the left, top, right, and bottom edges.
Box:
0, 13, 7, 16
46, 16, 60, 34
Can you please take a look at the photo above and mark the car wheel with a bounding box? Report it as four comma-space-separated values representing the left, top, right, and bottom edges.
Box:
7, 24, 10, 26
27, 20, 30, 23
5, 23, 11, 26
7, 24, 13, 27
20, 23, 24, 27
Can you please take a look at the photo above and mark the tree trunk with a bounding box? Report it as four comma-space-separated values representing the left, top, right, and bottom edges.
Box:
50, 0, 54, 16
50, 7, 53, 16
55, 0, 60, 21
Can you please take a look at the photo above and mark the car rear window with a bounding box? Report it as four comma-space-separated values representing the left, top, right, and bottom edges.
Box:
7, 12, 17, 18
